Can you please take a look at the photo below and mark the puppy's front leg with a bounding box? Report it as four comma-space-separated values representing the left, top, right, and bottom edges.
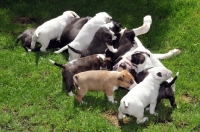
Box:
149, 101, 158, 115
106, 95, 115, 103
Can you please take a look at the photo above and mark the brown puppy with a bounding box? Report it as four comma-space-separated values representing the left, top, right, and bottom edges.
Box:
73, 70, 137, 103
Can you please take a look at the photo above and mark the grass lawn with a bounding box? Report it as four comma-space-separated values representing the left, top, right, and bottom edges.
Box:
0, 0, 200, 131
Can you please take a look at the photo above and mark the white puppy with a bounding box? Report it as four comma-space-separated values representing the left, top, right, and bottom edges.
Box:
54, 12, 112, 61
118, 67, 172, 124
31, 11, 80, 52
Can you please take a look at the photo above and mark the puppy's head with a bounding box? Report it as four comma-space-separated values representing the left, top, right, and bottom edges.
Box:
110, 20, 122, 33
148, 67, 172, 82
95, 12, 112, 23
63, 11, 80, 22
127, 52, 151, 73
117, 70, 136, 90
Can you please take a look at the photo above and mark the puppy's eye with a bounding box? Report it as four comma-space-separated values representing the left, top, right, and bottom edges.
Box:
156, 72, 162, 77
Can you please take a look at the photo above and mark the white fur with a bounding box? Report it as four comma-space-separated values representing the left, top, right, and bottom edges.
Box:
31, 11, 80, 52
54, 12, 112, 61
112, 86, 118, 92
107, 95, 115, 103
107, 45, 118, 53
96, 54, 106, 60
128, 81, 138, 90
132, 15, 152, 36
118, 67, 172, 124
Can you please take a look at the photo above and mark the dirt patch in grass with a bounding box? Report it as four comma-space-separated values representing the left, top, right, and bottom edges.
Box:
102, 110, 131, 126
13, 16, 37, 24
182, 93, 199, 104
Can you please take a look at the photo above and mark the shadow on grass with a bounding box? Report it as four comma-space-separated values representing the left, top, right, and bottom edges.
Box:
34, 49, 69, 65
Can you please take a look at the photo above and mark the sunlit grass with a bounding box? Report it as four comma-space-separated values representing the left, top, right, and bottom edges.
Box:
0, 0, 200, 131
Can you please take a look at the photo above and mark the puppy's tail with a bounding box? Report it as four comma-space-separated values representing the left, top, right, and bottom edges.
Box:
123, 100, 129, 108
168, 72, 179, 87
49, 59, 65, 69
15, 34, 22, 45
68, 45, 82, 55
73, 75, 80, 90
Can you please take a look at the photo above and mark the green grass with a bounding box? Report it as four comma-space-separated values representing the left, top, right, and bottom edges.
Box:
1, 0, 200, 131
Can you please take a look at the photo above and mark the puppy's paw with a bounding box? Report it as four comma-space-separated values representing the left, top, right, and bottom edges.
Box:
137, 117, 149, 124
152, 112, 158, 116
145, 107, 150, 111
170, 49, 181, 55
68, 91, 75, 97
112, 48, 118, 53
143, 15, 152, 24
81, 101, 88, 105
54, 50, 60, 54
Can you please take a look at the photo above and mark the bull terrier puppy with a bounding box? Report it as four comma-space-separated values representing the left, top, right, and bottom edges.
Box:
31, 11, 80, 52
54, 12, 112, 61
118, 67, 172, 124
73, 70, 137, 103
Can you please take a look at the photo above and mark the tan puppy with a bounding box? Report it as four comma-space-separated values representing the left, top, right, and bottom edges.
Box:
73, 70, 137, 103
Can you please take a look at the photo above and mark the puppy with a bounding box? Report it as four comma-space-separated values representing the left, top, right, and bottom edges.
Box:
105, 15, 152, 65
118, 67, 172, 124
15, 28, 36, 52
134, 68, 179, 108
49, 54, 112, 96
31, 11, 80, 52
60, 17, 92, 47
73, 70, 136, 103
67, 26, 118, 57
16, 28, 63, 52
54, 12, 112, 61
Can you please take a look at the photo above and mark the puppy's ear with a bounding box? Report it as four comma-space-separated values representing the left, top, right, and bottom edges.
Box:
156, 72, 162, 77
118, 75, 124, 81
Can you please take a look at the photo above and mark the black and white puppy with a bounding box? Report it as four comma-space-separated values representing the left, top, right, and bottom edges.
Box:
54, 12, 112, 61
106, 15, 152, 66
67, 26, 118, 57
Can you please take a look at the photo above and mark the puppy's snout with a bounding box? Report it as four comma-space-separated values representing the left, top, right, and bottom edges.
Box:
167, 70, 173, 77
130, 79, 134, 85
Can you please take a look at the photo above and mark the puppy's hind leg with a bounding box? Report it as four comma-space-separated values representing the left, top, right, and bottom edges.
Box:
152, 49, 181, 60
118, 107, 126, 125
132, 15, 152, 36
135, 109, 149, 124
149, 101, 158, 115
54, 45, 68, 54
40, 41, 49, 52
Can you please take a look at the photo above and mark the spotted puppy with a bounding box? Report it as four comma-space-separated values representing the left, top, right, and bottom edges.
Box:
118, 67, 172, 124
